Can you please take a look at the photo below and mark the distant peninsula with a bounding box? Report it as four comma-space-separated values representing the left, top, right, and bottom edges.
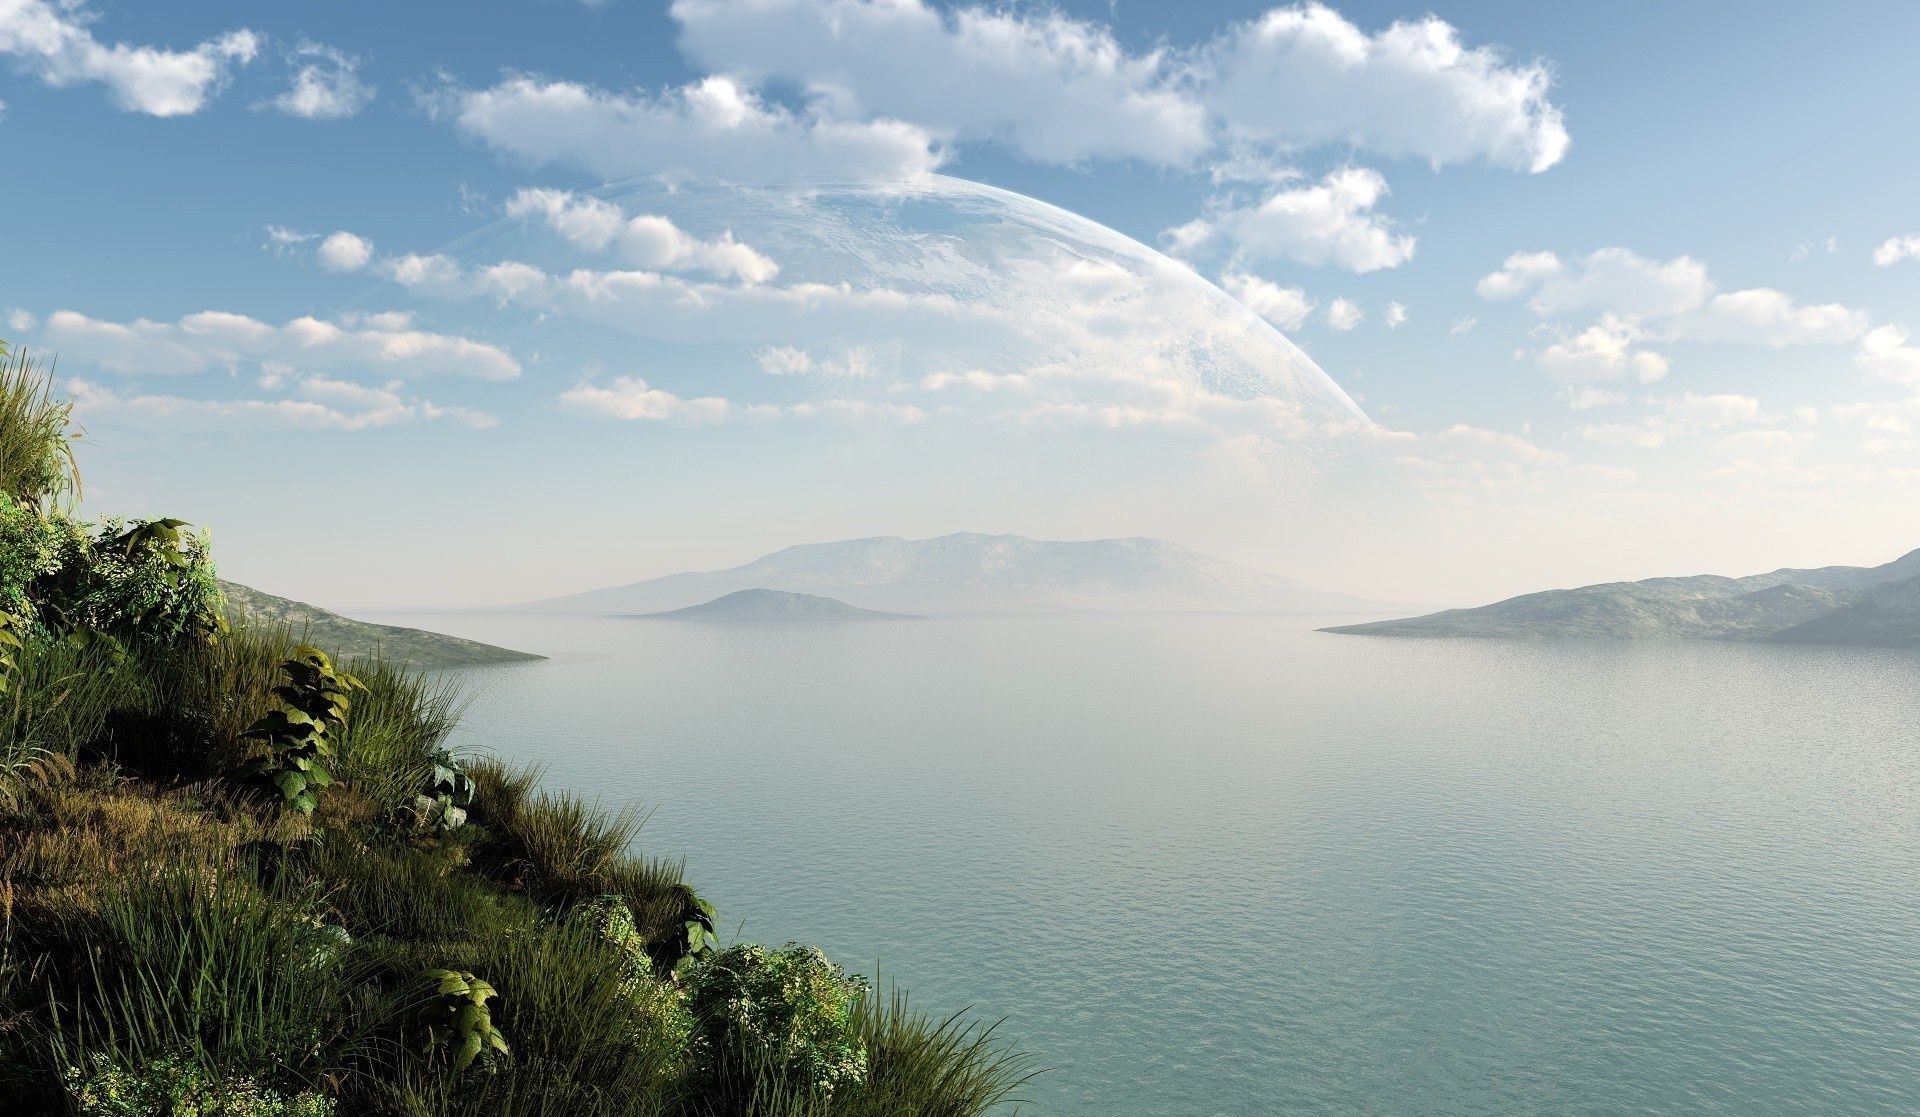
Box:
631, 588, 916, 621
1322, 548, 1920, 647
220, 580, 545, 668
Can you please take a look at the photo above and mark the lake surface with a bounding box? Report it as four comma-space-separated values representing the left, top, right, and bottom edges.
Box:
372, 612, 1920, 1115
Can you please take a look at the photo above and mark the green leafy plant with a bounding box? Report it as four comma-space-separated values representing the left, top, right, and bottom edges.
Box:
419, 969, 509, 1074
238, 645, 364, 815
0, 610, 18, 695
411, 746, 474, 832
673, 886, 720, 976
687, 942, 871, 1096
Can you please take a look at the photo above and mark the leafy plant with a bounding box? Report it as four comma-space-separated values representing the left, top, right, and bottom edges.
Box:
419, 969, 509, 1074
411, 746, 474, 832
238, 645, 364, 815
688, 943, 871, 1096
0, 610, 18, 695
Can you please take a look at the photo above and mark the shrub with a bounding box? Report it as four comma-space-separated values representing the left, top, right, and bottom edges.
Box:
64, 1050, 335, 1117
688, 943, 870, 1097
238, 646, 363, 815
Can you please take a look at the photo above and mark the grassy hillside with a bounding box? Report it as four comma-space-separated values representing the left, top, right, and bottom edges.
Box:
0, 345, 1031, 1115
219, 581, 544, 669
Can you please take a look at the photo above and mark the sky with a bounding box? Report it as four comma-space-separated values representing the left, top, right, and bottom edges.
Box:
1, 0, 1917, 609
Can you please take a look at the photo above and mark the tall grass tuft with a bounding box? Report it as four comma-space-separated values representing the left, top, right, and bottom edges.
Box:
0, 346, 79, 510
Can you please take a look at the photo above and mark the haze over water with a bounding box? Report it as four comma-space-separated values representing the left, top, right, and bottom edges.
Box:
391, 612, 1920, 1115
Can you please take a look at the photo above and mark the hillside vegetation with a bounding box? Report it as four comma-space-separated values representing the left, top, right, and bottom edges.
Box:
218, 581, 543, 669
0, 345, 1030, 1116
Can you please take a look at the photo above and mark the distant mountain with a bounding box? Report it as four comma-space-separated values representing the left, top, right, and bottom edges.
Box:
221, 582, 544, 668
1322, 549, 1920, 646
635, 589, 915, 621
508, 533, 1390, 616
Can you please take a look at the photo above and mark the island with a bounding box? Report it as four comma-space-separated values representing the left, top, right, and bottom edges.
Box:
629, 588, 918, 621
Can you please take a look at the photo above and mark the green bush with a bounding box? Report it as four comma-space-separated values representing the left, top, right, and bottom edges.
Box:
64, 1051, 334, 1117
688, 944, 870, 1098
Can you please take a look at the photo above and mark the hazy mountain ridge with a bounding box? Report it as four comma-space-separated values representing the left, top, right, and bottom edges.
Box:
1322, 549, 1920, 646
511, 533, 1389, 615
635, 589, 915, 621
220, 581, 544, 668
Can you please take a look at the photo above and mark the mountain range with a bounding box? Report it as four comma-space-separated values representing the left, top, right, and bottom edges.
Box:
220, 581, 543, 668
1322, 548, 1920, 646
509, 533, 1388, 616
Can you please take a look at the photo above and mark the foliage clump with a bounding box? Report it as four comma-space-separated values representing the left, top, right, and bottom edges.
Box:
64, 1051, 335, 1117
689, 943, 872, 1096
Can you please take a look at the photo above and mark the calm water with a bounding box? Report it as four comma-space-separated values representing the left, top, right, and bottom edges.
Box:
372, 612, 1920, 1115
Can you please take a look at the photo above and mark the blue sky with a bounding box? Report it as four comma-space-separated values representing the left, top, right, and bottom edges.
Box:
2, 0, 1917, 607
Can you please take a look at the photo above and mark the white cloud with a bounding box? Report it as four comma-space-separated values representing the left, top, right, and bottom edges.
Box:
317, 231, 374, 272
504, 188, 778, 282
1856, 325, 1920, 384
1535, 318, 1668, 383
1788, 236, 1837, 263
560, 376, 733, 424
1872, 235, 1920, 267
1478, 247, 1711, 319
1577, 392, 1761, 449
432, 74, 942, 183
41, 308, 521, 381
671, 0, 1208, 166
919, 368, 1032, 393
1663, 391, 1761, 429
1220, 272, 1312, 331
1448, 316, 1477, 337
0, 1, 257, 116
1563, 385, 1624, 411
671, 0, 1567, 174
1202, 3, 1568, 173
67, 376, 495, 431
1325, 297, 1362, 331
269, 41, 373, 120
752, 344, 878, 377
6, 307, 36, 333
1671, 288, 1866, 347
1180, 167, 1415, 273
1384, 301, 1408, 329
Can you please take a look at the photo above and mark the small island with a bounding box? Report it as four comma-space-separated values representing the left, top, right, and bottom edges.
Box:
630, 588, 918, 621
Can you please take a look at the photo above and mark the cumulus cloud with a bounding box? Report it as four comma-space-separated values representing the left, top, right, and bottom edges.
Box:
317, 231, 374, 272
672, 0, 1567, 175
1177, 167, 1415, 273
559, 376, 733, 424
1384, 301, 1408, 329
1220, 272, 1313, 331
1477, 247, 1710, 319
1535, 318, 1668, 384
504, 188, 777, 282
68, 376, 496, 431
1669, 288, 1867, 347
1856, 325, 1920, 384
1325, 297, 1362, 331
430, 74, 942, 183
1872, 235, 1920, 267
672, 0, 1208, 166
1200, 2, 1568, 173
0, 1, 258, 116
268, 41, 373, 120
41, 308, 521, 381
